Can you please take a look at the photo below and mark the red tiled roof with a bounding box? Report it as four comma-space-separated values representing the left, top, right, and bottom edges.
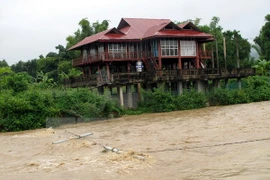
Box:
178, 21, 200, 31
118, 18, 171, 38
68, 29, 111, 50
178, 22, 190, 29
69, 18, 213, 50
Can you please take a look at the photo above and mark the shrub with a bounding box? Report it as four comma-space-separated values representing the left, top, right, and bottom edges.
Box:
244, 76, 270, 102
138, 87, 206, 113
174, 89, 207, 110
208, 88, 233, 106
0, 89, 56, 131
138, 87, 175, 112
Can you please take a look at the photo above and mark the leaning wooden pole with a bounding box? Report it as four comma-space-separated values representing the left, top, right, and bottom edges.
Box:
215, 39, 219, 68
211, 45, 215, 68
223, 37, 227, 69
236, 34, 240, 68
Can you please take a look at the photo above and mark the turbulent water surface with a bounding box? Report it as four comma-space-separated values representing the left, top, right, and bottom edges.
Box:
1, 101, 270, 180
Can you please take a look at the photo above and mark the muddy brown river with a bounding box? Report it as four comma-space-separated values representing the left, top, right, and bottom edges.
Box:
1, 101, 270, 180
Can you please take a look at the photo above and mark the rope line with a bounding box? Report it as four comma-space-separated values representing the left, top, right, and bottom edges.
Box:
143, 137, 270, 153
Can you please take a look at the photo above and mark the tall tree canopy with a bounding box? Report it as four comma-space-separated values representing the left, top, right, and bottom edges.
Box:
254, 14, 270, 60
191, 16, 251, 68
66, 18, 109, 49
0, 59, 9, 68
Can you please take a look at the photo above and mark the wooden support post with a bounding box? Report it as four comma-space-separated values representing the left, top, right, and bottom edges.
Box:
126, 84, 133, 108
223, 37, 227, 69
236, 34, 240, 68
158, 39, 162, 69
178, 39, 182, 69
215, 39, 219, 68
104, 43, 108, 59
196, 42, 200, 69
117, 86, 124, 107
211, 45, 215, 68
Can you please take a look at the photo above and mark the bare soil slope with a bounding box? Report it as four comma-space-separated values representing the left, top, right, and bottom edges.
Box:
1, 101, 270, 180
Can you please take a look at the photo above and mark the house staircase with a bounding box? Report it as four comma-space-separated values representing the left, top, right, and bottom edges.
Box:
142, 53, 159, 71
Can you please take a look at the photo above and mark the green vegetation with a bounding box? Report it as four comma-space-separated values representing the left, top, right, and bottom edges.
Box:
137, 88, 206, 113
125, 75, 270, 115
254, 14, 270, 60
0, 68, 122, 132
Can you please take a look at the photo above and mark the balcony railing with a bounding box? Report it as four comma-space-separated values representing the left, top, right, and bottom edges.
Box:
73, 51, 144, 66
72, 50, 213, 67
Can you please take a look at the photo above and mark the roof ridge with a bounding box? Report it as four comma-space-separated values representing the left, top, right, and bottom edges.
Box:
123, 17, 170, 20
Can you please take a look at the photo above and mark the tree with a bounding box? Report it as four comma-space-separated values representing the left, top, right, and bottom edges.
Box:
254, 14, 270, 60
252, 59, 270, 76
5, 72, 32, 93
11, 59, 38, 77
0, 60, 8, 67
66, 18, 110, 49
222, 30, 251, 68
194, 17, 251, 68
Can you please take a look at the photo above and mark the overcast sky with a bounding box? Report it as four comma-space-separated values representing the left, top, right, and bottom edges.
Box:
0, 0, 269, 65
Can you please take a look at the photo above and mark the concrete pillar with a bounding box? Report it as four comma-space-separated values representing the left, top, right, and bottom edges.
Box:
215, 79, 221, 88
225, 79, 229, 89
117, 86, 124, 107
237, 78, 242, 89
196, 80, 205, 93
177, 81, 183, 95
126, 84, 133, 108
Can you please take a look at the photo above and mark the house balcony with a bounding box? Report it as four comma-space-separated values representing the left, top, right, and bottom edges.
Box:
72, 51, 145, 67
72, 50, 213, 67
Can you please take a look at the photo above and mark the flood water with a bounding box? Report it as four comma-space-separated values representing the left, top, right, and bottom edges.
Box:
1, 101, 270, 180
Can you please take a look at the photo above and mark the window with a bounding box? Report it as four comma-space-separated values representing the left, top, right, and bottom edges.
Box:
108, 43, 126, 53
89, 47, 96, 55
82, 49, 87, 60
161, 39, 178, 56
98, 44, 105, 60
129, 42, 141, 58
108, 43, 127, 58
180, 40, 196, 56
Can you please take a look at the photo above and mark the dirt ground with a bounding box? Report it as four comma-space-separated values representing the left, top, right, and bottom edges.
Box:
1, 101, 270, 180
